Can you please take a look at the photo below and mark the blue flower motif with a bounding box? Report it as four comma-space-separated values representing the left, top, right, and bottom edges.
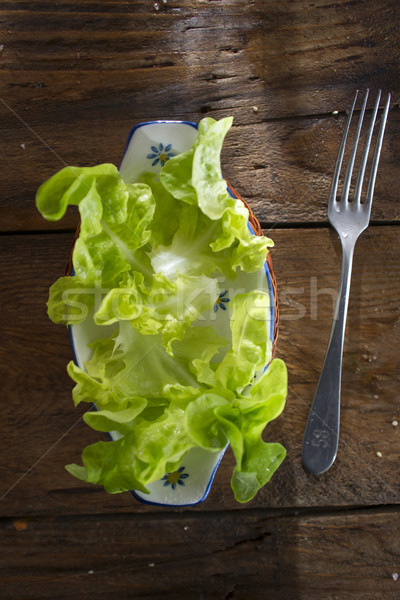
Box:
214, 290, 230, 313
161, 466, 189, 490
146, 142, 175, 167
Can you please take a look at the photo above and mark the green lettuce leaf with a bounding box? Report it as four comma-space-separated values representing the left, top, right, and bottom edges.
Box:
37, 166, 156, 326
93, 270, 219, 354
214, 290, 272, 392
83, 400, 147, 436
47, 275, 95, 325
158, 116, 216, 206
215, 359, 287, 503
152, 117, 273, 279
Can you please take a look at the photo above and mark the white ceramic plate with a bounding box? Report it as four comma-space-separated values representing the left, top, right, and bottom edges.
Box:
70, 121, 275, 507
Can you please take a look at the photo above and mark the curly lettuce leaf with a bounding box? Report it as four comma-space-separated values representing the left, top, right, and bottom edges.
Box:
215, 359, 287, 503
214, 290, 272, 392
47, 275, 95, 325
192, 290, 272, 391
37, 166, 156, 326
140, 172, 181, 246
150, 200, 271, 281
93, 270, 219, 354
160, 116, 234, 220
157, 117, 216, 206
152, 117, 272, 279
36, 164, 126, 223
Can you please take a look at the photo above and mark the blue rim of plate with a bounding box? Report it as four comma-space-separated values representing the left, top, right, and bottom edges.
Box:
68, 119, 276, 507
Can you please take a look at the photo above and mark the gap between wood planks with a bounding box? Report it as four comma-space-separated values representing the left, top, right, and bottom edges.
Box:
1, 502, 399, 525
0, 221, 398, 237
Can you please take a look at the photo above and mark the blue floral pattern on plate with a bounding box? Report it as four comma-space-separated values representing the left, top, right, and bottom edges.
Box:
214, 290, 230, 313
146, 142, 175, 166
161, 466, 189, 490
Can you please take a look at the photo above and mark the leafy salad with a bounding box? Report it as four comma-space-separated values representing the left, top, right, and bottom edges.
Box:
36, 116, 287, 503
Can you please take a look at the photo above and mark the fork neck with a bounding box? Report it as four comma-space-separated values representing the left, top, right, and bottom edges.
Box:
333, 237, 355, 325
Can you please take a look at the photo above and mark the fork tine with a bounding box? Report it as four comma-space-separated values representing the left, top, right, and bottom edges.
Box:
329, 90, 358, 204
353, 90, 381, 206
341, 89, 369, 203
364, 92, 391, 209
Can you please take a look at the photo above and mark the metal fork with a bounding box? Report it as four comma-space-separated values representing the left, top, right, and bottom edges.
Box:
302, 89, 391, 475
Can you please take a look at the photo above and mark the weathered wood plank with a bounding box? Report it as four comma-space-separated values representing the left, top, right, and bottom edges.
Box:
0, 226, 399, 515
1, 509, 399, 599
1, 0, 399, 231
1, 107, 399, 232
0, 0, 398, 119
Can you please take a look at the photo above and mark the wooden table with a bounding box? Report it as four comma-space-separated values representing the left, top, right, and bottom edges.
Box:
1, 1, 399, 598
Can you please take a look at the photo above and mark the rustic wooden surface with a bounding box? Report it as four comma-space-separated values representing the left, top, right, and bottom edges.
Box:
1, 1, 399, 598
2, 509, 400, 599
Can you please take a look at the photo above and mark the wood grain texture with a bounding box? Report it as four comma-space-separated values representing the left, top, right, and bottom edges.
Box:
1, 508, 399, 599
1, 0, 399, 231
1, 227, 399, 516
1, 0, 399, 118
1, 109, 399, 233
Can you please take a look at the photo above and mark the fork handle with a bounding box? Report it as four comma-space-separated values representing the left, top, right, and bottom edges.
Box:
302, 241, 355, 474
